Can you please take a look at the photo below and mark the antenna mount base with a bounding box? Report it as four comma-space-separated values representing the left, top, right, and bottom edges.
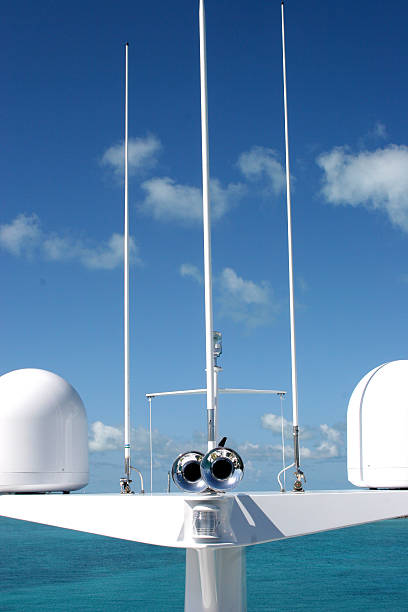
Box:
293, 469, 306, 493
120, 478, 133, 494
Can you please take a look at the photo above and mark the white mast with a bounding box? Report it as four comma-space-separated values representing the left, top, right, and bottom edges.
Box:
124, 42, 131, 483
281, 1, 304, 488
199, 0, 216, 452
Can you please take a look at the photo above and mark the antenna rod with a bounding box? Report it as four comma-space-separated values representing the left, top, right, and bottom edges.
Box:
124, 42, 131, 483
199, 0, 216, 452
281, 2, 304, 489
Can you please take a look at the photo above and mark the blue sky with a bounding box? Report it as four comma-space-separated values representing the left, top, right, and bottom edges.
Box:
1, 0, 408, 493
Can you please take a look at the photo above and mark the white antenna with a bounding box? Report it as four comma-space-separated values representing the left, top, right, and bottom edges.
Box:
199, 0, 216, 452
281, 1, 305, 490
123, 42, 131, 485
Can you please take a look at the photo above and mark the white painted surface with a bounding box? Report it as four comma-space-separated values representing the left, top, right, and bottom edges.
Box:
0, 369, 88, 493
281, 2, 299, 436
123, 42, 131, 480
348, 360, 408, 487
0, 490, 407, 548
199, 0, 216, 452
185, 547, 246, 612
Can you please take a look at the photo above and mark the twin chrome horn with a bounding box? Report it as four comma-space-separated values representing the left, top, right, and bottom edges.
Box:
171, 438, 244, 493
171, 451, 207, 493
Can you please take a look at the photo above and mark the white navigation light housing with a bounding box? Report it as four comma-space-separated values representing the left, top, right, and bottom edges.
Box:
0, 368, 89, 493
213, 331, 222, 360
348, 360, 408, 488
192, 504, 220, 538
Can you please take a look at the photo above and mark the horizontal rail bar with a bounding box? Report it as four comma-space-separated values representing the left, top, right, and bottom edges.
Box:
146, 388, 286, 399
220, 388, 286, 395
146, 389, 206, 398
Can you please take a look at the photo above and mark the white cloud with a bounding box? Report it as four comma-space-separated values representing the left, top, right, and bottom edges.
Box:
301, 422, 345, 460
261, 413, 291, 435
101, 134, 161, 177
89, 421, 123, 452
180, 263, 203, 284
317, 145, 408, 232
237, 146, 285, 194
238, 441, 290, 460
210, 178, 245, 219
140, 177, 201, 222
297, 276, 309, 293
301, 424, 343, 460
239, 441, 261, 453
302, 442, 339, 460
372, 121, 387, 140
140, 177, 245, 224
132, 426, 182, 468
0, 213, 41, 256
221, 267, 269, 304
88, 422, 183, 471
218, 267, 274, 328
320, 423, 342, 443
261, 413, 314, 441
77, 233, 138, 270
239, 442, 278, 460
43, 232, 137, 270
179, 264, 277, 328
238, 441, 294, 462
261, 413, 345, 460
0, 214, 140, 270
243, 459, 263, 480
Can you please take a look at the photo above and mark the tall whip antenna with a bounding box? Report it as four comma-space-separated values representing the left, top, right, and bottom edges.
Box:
122, 42, 131, 491
281, 1, 305, 491
199, 0, 216, 452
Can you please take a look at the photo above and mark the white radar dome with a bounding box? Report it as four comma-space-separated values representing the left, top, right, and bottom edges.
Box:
348, 360, 408, 489
0, 368, 89, 493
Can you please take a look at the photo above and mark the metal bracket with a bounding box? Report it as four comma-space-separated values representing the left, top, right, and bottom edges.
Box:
120, 478, 133, 494
293, 469, 306, 493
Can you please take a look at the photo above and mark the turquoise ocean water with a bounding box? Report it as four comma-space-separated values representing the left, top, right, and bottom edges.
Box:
0, 517, 407, 611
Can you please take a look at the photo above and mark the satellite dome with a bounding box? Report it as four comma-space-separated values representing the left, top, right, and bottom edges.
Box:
0, 368, 89, 493
348, 360, 408, 489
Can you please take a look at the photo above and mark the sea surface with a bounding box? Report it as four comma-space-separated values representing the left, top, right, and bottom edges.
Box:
0, 516, 407, 611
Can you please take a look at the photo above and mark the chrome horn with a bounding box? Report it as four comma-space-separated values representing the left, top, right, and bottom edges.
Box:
201, 438, 244, 492
171, 451, 208, 493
